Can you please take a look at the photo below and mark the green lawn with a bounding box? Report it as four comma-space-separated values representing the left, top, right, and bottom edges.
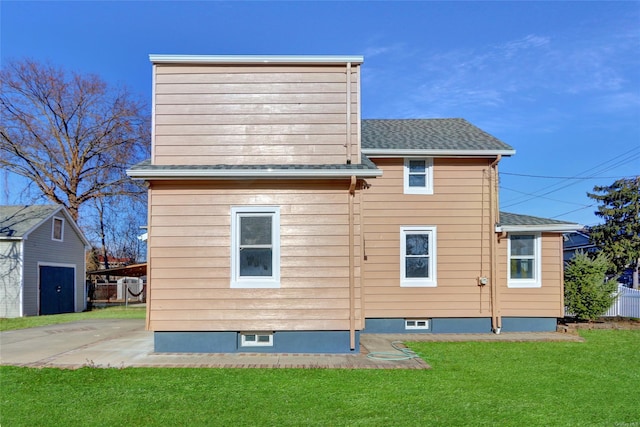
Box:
1, 329, 638, 426
0, 306, 146, 331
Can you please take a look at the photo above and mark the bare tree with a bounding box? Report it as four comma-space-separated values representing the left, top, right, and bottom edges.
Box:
0, 59, 149, 222
85, 193, 147, 270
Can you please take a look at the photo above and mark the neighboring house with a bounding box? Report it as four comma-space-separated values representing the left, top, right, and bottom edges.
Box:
127, 55, 581, 353
0, 205, 90, 318
563, 230, 596, 264
563, 229, 635, 287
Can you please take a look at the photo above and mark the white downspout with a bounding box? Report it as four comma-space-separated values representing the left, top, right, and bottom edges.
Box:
489, 155, 502, 334
345, 62, 352, 165
348, 176, 357, 350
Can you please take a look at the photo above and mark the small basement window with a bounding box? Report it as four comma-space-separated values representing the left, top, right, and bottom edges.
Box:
240, 332, 273, 347
405, 319, 430, 330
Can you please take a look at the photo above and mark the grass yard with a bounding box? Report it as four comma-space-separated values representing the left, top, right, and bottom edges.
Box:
1, 329, 638, 426
0, 306, 146, 332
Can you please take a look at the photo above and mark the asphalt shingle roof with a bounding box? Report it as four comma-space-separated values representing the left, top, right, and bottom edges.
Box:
362, 118, 514, 152
0, 205, 61, 238
128, 154, 381, 176
499, 211, 578, 227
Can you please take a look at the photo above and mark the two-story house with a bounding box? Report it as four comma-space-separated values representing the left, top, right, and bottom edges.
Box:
127, 55, 580, 353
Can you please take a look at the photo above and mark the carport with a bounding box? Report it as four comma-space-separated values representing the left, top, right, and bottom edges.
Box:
86, 263, 147, 305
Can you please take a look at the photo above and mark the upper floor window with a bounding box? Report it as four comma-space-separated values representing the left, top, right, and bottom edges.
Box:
52, 217, 64, 241
508, 233, 541, 288
231, 206, 280, 288
404, 158, 433, 194
400, 226, 437, 287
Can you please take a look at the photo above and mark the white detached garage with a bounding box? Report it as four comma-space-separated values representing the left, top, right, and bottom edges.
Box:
0, 205, 89, 318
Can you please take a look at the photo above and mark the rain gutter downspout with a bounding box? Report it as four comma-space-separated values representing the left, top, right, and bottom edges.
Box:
345, 62, 352, 165
348, 175, 357, 350
145, 183, 152, 330
489, 155, 502, 334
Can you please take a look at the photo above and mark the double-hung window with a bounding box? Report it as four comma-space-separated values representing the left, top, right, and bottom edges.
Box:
400, 226, 437, 287
231, 207, 280, 288
508, 233, 541, 288
404, 158, 433, 194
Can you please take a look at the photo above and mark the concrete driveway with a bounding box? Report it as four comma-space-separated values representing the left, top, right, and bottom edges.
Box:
0, 319, 153, 368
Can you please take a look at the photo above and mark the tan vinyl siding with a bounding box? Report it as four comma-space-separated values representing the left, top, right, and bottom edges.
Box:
153, 64, 360, 166
498, 233, 565, 317
363, 158, 493, 319
147, 180, 362, 332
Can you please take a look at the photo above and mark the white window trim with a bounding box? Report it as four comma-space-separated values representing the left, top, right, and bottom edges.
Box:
507, 233, 542, 288
230, 206, 280, 289
400, 226, 437, 287
240, 332, 274, 347
52, 217, 64, 242
405, 319, 430, 330
403, 158, 433, 195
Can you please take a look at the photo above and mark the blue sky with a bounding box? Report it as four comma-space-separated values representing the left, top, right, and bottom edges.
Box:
2, 1, 639, 227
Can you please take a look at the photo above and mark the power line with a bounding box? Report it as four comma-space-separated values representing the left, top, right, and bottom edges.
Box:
500, 186, 593, 207
550, 204, 597, 219
501, 146, 640, 209
501, 172, 635, 180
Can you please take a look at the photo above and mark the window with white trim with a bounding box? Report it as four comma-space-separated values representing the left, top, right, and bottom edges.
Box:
508, 233, 541, 288
400, 226, 437, 287
52, 217, 64, 241
404, 158, 433, 194
240, 332, 273, 347
231, 207, 280, 288
405, 319, 430, 330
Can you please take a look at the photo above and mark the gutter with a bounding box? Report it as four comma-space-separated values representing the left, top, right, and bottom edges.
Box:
127, 168, 382, 180
362, 149, 516, 158
149, 54, 364, 65
495, 224, 582, 233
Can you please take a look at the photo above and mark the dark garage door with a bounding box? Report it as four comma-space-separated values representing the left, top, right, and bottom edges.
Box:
40, 266, 75, 315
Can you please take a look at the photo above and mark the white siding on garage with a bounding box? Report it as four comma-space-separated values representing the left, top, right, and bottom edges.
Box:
0, 240, 23, 318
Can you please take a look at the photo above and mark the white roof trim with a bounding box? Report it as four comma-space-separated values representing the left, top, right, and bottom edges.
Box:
149, 55, 364, 65
127, 167, 382, 180
496, 224, 582, 233
362, 148, 516, 157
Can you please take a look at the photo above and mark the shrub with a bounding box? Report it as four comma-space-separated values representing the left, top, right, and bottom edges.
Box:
564, 251, 618, 321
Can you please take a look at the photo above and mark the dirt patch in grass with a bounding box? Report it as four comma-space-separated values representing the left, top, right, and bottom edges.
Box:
559, 317, 640, 332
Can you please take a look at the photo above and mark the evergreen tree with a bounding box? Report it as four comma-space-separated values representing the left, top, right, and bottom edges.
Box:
588, 176, 640, 288
564, 252, 618, 321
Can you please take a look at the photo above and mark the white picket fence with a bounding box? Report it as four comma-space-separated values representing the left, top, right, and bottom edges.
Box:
603, 284, 640, 318
565, 284, 640, 318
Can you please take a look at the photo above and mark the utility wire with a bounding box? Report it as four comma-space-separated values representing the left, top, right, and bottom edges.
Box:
500, 186, 593, 207
501, 172, 635, 180
501, 146, 640, 209
550, 204, 597, 219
